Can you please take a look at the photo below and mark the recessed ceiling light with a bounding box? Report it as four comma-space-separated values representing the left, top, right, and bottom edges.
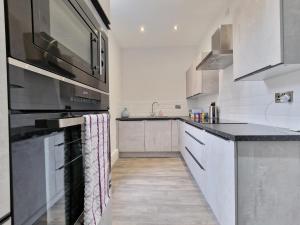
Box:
174, 25, 179, 31
140, 26, 145, 33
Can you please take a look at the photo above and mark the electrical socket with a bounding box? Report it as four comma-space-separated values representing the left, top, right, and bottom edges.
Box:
275, 91, 293, 103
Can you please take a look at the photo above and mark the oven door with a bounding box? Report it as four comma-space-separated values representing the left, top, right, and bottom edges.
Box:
10, 112, 91, 225
6, 0, 109, 92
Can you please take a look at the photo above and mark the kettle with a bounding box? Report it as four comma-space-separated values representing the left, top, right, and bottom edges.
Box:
209, 102, 218, 119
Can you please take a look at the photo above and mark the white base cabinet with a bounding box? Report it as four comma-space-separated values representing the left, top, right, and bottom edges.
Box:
118, 120, 180, 153
145, 121, 172, 152
180, 121, 300, 225
181, 122, 236, 225
118, 121, 145, 152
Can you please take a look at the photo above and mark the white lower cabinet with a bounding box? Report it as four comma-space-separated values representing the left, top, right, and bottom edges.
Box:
118, 121, 145, 152
171, 120, 179, 152
205, 133, 236, 225
118, 120, 179, 153
145, 121, 172, 152
181, 122, 236, 225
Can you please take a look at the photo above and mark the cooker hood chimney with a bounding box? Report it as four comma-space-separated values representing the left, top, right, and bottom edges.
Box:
196, 24, 233, 71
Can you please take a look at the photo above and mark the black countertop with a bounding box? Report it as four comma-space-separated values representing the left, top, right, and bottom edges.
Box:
117, 116, 300, 141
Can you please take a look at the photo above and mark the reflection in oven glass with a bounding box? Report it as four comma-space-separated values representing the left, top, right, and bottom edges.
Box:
12, 126, 84, 225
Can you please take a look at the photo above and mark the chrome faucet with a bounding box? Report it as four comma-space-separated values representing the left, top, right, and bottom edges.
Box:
151, 101, 159, 117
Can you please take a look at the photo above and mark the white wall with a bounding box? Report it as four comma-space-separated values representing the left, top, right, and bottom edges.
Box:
121, 46, 197, 117
109, 32, 122, 165
188, 0, 300, 131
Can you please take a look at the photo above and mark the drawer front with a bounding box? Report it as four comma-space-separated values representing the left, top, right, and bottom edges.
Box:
182, 146, 206, 193
184, 133, 206, 169
184, 123, 205, 142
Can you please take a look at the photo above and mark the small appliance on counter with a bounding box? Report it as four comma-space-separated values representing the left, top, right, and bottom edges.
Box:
209, 102, 219, 119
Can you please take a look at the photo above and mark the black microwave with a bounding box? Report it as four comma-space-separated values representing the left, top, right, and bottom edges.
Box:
5, 0, 109, 92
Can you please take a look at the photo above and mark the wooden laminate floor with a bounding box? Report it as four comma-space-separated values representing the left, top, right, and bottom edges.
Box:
112, 157, 218, 225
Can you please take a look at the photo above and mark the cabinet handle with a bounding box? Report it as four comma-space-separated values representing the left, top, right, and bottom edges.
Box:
185, 147, 205, 171
234, 64, 282, 81
185, 131, 205, 146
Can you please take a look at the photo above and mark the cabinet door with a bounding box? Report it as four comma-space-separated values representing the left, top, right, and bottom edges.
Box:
206, 134, 236, 225
179, 121, 185, 153
118, 121, 145, 152
98, 0, 110, 20
233, 0, 282, 80
145, 121, 172, 152
186, 64, 202, 98
171, 120, 179, 152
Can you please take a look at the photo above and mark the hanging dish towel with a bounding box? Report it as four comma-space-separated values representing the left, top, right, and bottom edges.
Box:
82, 114, 111, 225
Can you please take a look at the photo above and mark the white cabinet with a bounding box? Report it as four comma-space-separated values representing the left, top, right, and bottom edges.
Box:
205, 133, 236, 225
118, 120, 179, 153
171, 120, 179, 152
186, 61, 219, 98
118, 121, 145, 152
182, 123, 235, 225
233, 0, 300, 81
98, 0, 110, 20
145, 121, 172, 152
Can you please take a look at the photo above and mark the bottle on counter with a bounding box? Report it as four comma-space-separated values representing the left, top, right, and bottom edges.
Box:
121, 107, 130, 118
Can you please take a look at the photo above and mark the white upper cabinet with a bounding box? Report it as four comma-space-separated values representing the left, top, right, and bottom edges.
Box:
98, 0, 110, 20
233, 0, 300, 81
186, 61, 219, 98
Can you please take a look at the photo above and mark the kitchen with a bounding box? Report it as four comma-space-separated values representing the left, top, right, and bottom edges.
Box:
1, 0, 300, 225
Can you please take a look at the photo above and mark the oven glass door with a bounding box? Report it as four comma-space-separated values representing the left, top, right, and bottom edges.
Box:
10, 113, 85, 225
32, 0, 100, 78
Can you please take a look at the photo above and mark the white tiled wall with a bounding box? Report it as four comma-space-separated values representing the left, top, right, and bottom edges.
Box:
188, 65, 300, 130
120, 100, 188, 117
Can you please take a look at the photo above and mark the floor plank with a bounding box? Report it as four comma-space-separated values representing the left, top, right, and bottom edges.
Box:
112, 157, 218, 225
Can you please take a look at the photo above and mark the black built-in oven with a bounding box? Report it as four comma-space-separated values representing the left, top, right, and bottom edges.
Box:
8, 62, 109, 225
5, 0, 109, 92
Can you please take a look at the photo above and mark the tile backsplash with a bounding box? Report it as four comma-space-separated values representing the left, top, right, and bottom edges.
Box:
120, 100, 188, 117
188, 65, 300, 131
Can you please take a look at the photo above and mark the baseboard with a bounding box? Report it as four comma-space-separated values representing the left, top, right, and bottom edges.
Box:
111, 149, 119, 166
119, 152, 180, 158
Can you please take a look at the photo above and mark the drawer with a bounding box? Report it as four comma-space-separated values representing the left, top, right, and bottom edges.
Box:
184, 123, 205, 143
184, 133, 206, 169
182, 146, 206, 193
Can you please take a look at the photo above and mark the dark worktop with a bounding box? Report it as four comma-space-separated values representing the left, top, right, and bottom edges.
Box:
117, 116, 300, 141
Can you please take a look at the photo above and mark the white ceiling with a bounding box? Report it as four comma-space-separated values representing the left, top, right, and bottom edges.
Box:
110, 0, 229, 48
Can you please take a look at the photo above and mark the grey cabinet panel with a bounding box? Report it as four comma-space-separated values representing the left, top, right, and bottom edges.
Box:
237, 142, 300, 225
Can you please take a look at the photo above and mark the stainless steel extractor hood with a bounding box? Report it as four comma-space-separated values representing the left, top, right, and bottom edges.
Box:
196, 24, 233, 71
